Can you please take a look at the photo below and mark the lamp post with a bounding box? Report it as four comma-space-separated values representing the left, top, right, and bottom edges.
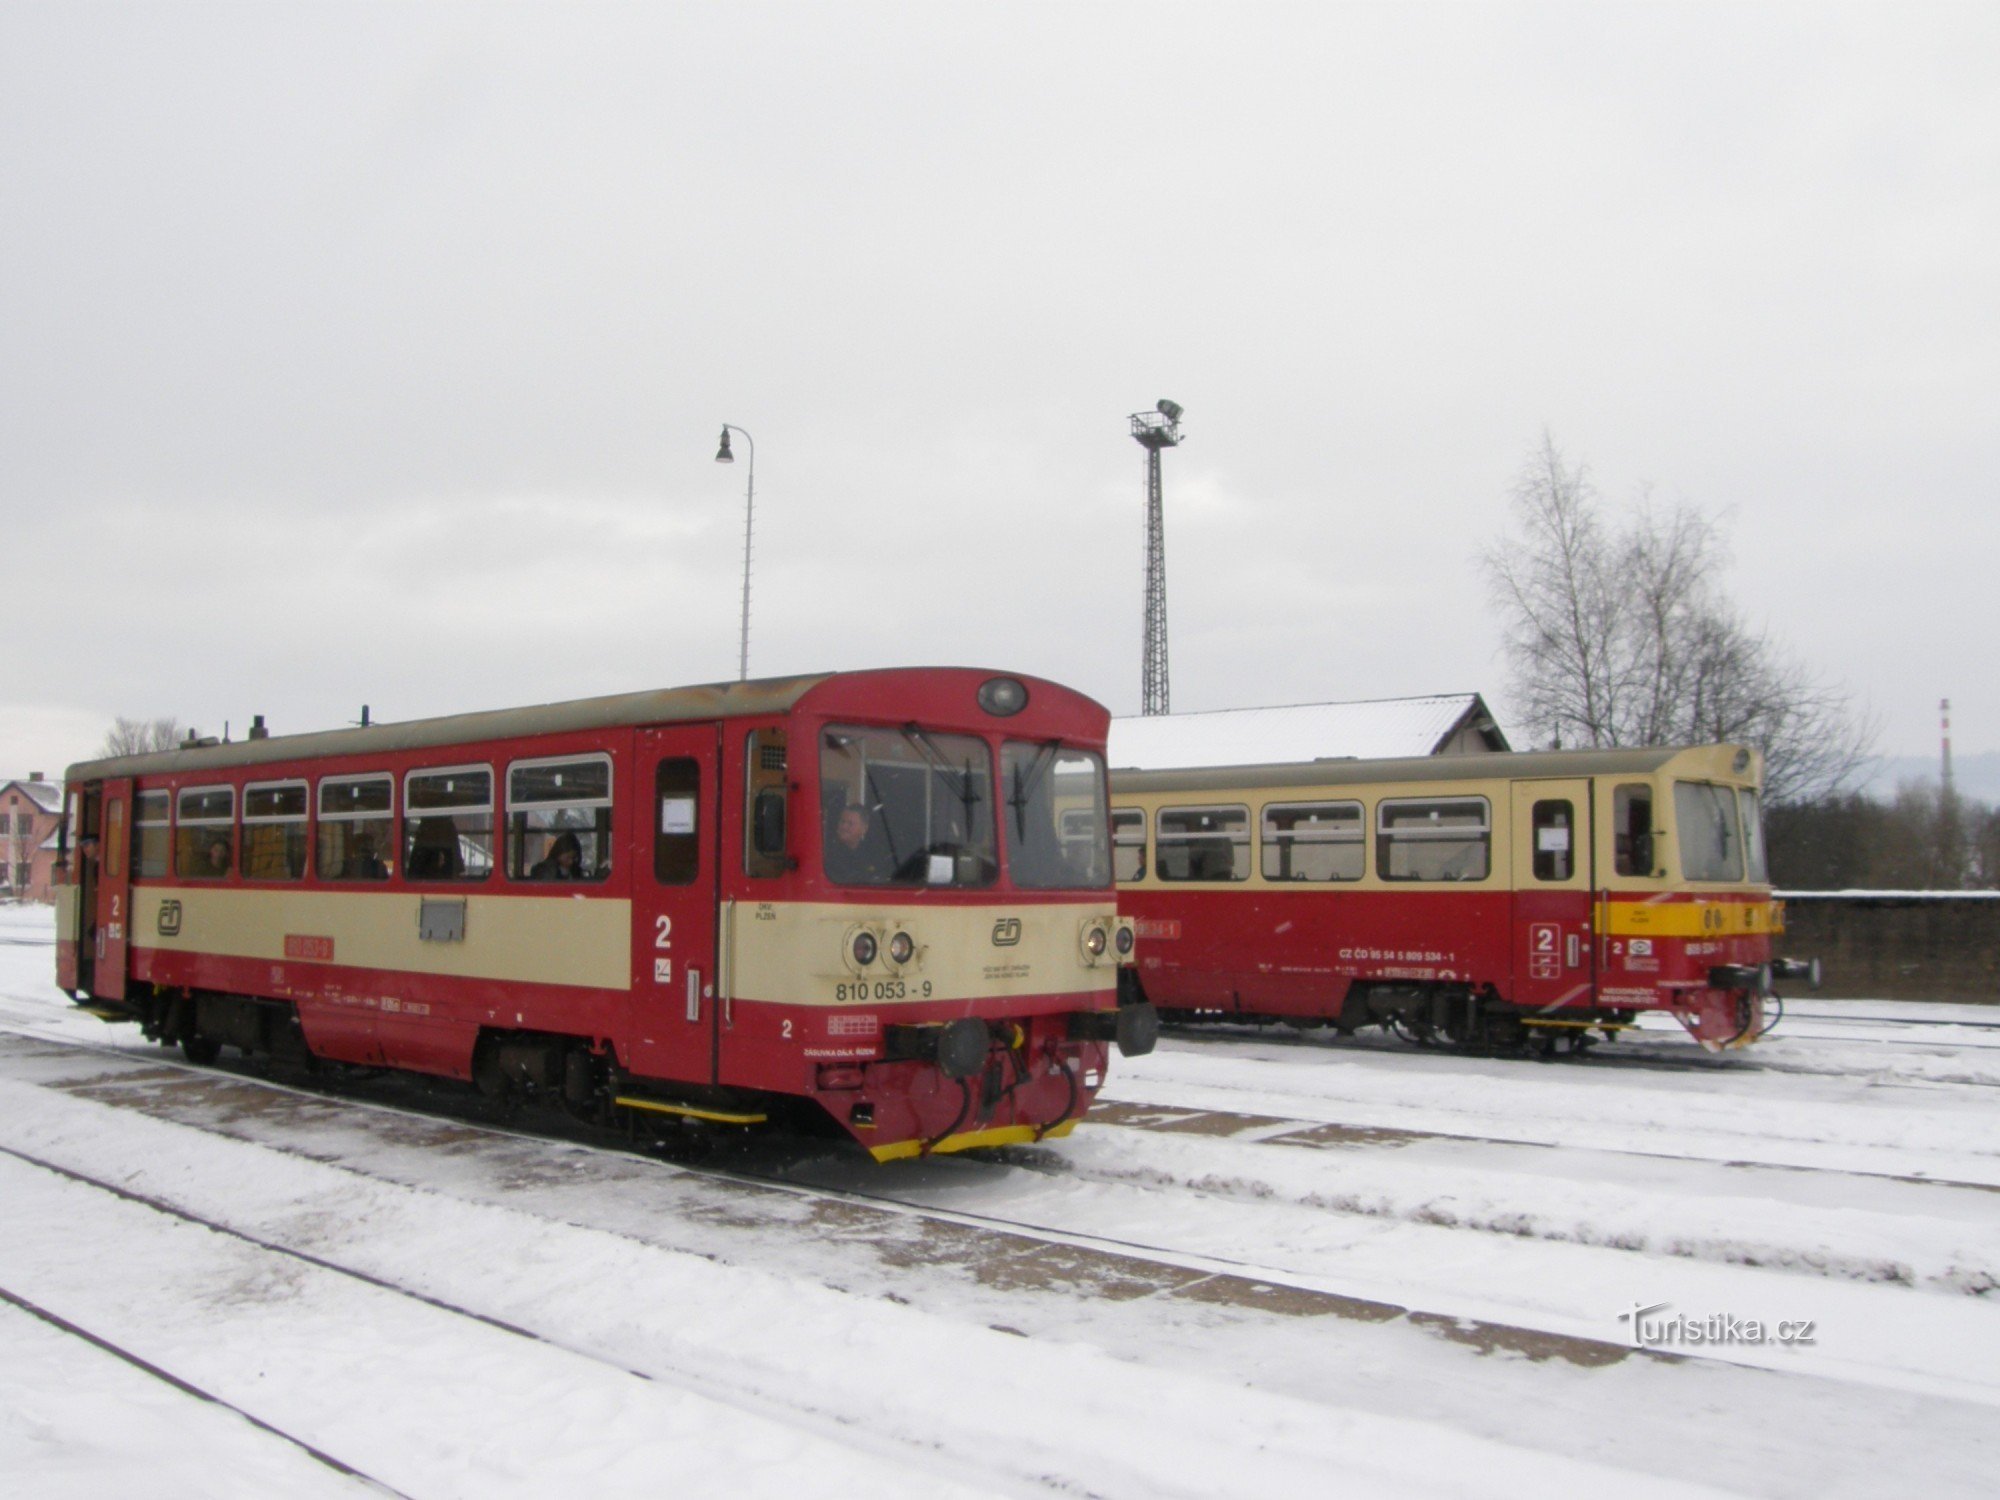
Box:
714, 424, 755, 681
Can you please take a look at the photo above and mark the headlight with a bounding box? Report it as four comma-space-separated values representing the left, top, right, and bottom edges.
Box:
887, 930, 915, 965
851, 931, 878, 967
1114, 924, 1135, 956
977, 676, 1029, 716
1084, 926, 1108, 956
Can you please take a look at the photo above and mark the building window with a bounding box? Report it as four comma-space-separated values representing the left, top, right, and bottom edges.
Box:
175, 786, 235, 879
318, 775, 392, 880
243, 781, 309, 881
1156, 805, 1250, 882
507, 755, 612, 881
1531, 799, 1575, 882
404, 767, 493, 881
133, 791, 171, 878
1261, 801, 1364, 882
1377, 797, 1489, 882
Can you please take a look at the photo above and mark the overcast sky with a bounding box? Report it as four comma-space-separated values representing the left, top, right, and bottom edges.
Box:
4, 1, 1993, 780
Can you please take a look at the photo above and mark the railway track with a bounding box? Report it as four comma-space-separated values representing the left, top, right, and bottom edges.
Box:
9, 1018, 2000, 1497
0, 1022, 1646, 1368
0, 1276, 408, 1498
1155, 1012, 2000, 1076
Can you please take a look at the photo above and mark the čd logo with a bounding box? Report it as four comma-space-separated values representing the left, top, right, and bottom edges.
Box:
991, 918, 1022, 947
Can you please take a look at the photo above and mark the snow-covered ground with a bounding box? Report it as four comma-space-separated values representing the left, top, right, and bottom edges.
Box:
3, 901, 1996, 1498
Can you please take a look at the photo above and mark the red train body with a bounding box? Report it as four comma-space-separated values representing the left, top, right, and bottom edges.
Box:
1111, 744, 1817, 1053
54, 669, 1154, 1158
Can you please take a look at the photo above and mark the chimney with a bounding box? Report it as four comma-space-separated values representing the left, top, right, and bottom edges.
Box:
249, 714, 269, 741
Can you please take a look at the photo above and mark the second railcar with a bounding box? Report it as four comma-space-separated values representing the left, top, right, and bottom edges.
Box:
1111, 744, 1817, 1053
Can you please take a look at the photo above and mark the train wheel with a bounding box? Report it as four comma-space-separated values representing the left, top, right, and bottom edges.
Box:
181, 1034, 221, 1065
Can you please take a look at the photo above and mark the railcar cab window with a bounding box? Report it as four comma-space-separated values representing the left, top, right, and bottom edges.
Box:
1613, 784, 1656, 876
175, 786, 235, 878
1738, 788, 1769, 884
1004, 743, 1112, 890
1262, 801, 1364, 882
1111, 808, 1146, 883
507, 755, 611, 882
1674, 781, 1743, 882
744, 728, 790, 878
1157, 805, 1250, 882
243, 781, 308, 881
820, 725, 995, 887
403, 767, 493, 881
1376, 797, 1489, 882
133, 791, 170, 879
317, 775, 392, 880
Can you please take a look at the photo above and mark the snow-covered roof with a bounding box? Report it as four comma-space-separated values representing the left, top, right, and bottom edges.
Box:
1108, 693, 1508, 771
1777, 889, 2000, 902
1, 780, 60, 812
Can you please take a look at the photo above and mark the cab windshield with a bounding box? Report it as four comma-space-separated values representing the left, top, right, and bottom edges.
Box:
1738, 787, 1769, 883
820, 725, 996, 887
1673, 780, 1744, 882
1003, 742, 1112, 890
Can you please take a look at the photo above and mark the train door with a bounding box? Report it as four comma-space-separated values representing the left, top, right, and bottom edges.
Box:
628, 725, 722, 1083
1509, 779, 1594, 1010
93, 778, 134, 1001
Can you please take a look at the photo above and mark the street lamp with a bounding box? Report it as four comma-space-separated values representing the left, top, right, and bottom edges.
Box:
714, 424, 755, 681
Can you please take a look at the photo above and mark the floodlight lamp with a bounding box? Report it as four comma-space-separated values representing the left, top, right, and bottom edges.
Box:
714, 428, 734, 463
1156, 399, 1183, 422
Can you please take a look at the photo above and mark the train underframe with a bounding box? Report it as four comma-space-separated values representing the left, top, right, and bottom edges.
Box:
80, 981, 1155, 1159
1132, 974, 1774, 1057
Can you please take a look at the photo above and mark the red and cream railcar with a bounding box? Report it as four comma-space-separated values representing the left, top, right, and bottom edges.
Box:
1111, 744, 1818, 1053
54, 668, 1154, 1159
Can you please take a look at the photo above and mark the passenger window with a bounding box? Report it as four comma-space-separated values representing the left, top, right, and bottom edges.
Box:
404, 767, 493, 882
655, 759, 701, 885
318, 775, 393, 880
1613, 784, 1656, 877
1156, 805, 1250, 882
133, 791, 170, 879
1261, 801, 1363, 882
1531, 799, 1574, 882
243, 782, 309, 881
1111, 807, 1145, 883
507, 755, 612, 882
175, 786, 235, 879
1377, 797, 1489, 882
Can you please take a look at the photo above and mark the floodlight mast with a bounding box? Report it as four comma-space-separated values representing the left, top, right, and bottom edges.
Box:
1130, 399, 1184, 717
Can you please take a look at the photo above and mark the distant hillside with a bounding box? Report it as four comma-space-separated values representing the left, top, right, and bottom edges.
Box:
1856, 750, 2000, 805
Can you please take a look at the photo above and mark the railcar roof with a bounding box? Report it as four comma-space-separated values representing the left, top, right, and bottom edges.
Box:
66, 673, 837, 782
1111, 743, 1742, 795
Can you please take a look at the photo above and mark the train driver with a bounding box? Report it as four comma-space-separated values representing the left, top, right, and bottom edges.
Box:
825, 799, 892, 884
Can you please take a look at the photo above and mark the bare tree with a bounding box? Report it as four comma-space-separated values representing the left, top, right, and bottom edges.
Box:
98, 717, 188, 758
1484, 434, 1873, 803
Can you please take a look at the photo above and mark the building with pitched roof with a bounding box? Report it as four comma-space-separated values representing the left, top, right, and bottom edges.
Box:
1108, 693, 1509, 772
1, 777, 63, 902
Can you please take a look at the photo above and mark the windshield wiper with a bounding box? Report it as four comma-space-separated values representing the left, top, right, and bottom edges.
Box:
901, 724, 983, 809
1008, 739, 1062, 839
